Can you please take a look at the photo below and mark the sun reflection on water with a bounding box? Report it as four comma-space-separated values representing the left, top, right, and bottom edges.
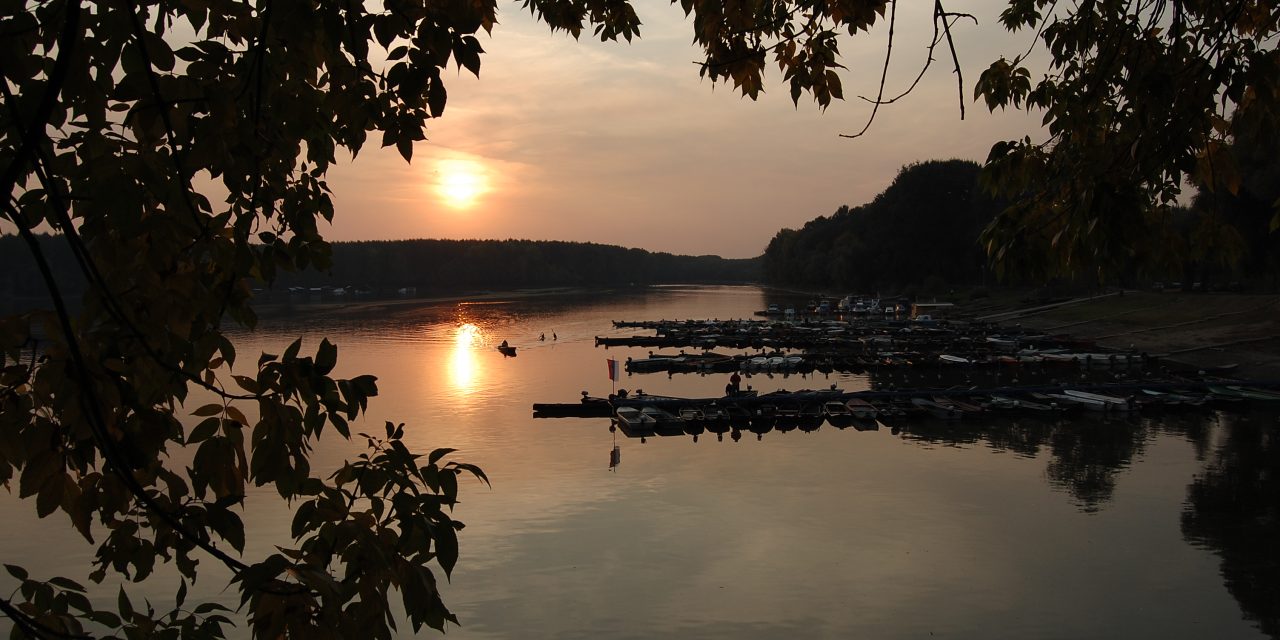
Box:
449, 323, 484, 394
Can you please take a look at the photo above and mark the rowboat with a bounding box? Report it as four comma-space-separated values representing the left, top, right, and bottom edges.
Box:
640, 405, 684, 429
845, 398, 879, 421
1064, 389, 1134, 412
1040, 392, 1107, 411
822, 401, 855, 428
614, 406, 654, 430
911, 397, 960, 420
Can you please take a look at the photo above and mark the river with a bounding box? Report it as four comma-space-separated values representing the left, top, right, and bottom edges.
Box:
2, 285, 1276, 638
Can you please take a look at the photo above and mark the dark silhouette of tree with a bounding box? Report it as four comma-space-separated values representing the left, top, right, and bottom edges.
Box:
763, 160, 1001, 291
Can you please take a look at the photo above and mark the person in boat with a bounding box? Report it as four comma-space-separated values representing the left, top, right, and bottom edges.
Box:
729, 372, 742, 393
725, 382, 734, 396
500, 340, 509, 349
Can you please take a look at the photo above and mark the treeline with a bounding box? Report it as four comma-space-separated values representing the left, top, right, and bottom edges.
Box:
273, 239, 760, 292
764, 150, 1280, 293
0, 235, 760, 300
763, 159, 1001, 293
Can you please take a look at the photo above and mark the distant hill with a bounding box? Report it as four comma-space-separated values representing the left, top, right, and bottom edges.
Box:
762, 159, 1003, 293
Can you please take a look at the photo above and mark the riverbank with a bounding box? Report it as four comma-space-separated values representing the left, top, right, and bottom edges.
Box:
967, 291, 1280, 379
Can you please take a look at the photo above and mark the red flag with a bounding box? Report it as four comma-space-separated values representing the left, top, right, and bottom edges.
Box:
607, 358, 620, 381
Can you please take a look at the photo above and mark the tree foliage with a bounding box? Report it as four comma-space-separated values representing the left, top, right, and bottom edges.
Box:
977, 0, 1280, 278
2, 0, 500, 636
3, 0, 1278, 637
762, 160, 1001, 291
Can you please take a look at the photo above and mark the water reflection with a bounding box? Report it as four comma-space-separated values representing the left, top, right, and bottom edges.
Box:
1182, 412, 1280, 638
213, 286, 1277, 638
449, 322, 484, 394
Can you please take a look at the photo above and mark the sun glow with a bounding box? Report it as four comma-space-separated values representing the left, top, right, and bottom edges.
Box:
434, 159, 491, 210
449, 323, 484, 393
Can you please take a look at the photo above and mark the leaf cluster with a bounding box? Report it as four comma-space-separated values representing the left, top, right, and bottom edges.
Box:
974, 0, 1280, 279
3, 0, 499, 635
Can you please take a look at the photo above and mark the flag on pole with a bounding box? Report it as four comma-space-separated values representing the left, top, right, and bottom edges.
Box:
607, 358, 621, 381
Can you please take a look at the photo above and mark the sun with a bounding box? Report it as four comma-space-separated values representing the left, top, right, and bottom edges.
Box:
434, 158, 490, 210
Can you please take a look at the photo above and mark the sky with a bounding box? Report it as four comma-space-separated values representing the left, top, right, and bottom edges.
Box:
314, 2, 1048, 259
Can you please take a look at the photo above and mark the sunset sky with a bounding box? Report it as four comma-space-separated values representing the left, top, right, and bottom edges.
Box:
322, 1, 1047, 259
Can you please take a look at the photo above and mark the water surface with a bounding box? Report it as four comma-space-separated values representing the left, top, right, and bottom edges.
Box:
3, 285, 1276, 639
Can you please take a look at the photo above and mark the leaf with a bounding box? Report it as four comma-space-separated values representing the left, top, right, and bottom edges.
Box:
48, 576, 85, 592
454, 37, 482, 76
224, 404, 249, 425
4, 564, 29, 581
428, 448, 457, 466
315, 339, 338, 375
118, 587, 134, 619
436, 522, 459, 578
396, 136, 414, 163
36, 476, 63, 517
449, 462, 491, 487
186, 417, 221, 444
283, 338, 303, 362
192, 403, 223, 417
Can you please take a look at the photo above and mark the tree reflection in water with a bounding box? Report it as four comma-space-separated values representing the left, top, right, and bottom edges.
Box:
1182, 411, 1280, 639
1044, 418, 1151, 513
898, 409, 1279, 637
895, 416, 1150, 512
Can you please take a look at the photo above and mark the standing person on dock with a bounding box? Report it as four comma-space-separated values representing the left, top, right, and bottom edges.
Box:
730, 372, 742, 394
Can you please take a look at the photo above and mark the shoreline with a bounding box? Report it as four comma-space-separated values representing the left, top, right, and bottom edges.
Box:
967, 290, 1280, 379
248, 286, 597, 319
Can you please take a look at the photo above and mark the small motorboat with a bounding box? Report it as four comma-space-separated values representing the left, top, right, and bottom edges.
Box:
497, 343, 517, 357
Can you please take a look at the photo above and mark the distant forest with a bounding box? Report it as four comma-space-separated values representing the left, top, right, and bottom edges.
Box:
764, 152, 1280, 293
0, 236, 761, 300
763, 159, 1001, 293
272, 239, 760, 292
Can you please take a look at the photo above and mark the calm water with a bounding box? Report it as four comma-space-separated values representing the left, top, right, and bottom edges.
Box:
3, 285, 1277, 639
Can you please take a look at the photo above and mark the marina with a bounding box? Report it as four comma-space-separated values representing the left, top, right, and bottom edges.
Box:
538, 312, 1280, 442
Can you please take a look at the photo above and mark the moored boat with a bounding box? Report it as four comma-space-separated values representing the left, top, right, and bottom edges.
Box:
822, 401, 855, 428
1064, 389, 1134, 412
845, 398, 879, 421
912, 397, 961, 420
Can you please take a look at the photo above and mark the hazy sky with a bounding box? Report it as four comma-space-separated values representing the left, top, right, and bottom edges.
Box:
321, 2, 1048, 259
